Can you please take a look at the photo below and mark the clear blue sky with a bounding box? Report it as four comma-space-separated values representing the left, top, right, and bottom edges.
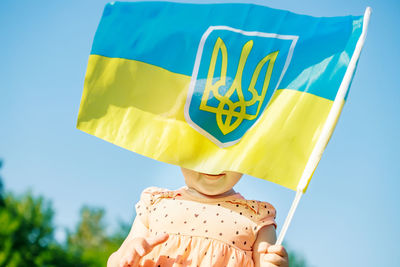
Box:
1, 0, 399, 266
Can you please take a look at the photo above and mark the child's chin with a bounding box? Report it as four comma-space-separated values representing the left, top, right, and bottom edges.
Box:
197, 184, 229, 196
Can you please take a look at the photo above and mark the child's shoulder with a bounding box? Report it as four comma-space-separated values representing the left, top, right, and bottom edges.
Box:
140, 186, 170, 195
239, 198, 277, 230
231, 195, 277, 220
254, 199, 276, 214
138, 186, 180, 205
255, 199, 277, 221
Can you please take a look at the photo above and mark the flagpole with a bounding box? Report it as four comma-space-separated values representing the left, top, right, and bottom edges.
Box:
275, 190, 303, 245
276, 6, 372, 246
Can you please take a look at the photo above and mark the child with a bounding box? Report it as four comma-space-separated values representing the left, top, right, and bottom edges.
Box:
107, 168, 289, 267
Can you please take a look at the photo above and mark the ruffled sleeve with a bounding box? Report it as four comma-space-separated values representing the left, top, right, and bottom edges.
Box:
255, 201, 277, 230
135, 187, 166, 228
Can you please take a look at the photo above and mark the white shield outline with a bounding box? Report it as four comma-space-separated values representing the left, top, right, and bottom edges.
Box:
184, 26, 299, 147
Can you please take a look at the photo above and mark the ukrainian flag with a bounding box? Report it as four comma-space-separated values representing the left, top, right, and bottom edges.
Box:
77, 1, 370, 192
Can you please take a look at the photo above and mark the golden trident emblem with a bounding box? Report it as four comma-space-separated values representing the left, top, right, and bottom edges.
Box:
199, 37, 279, 135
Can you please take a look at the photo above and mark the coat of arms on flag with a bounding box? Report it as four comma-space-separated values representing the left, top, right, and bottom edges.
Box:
77, 1, 370, 193
185, 26, 298, 147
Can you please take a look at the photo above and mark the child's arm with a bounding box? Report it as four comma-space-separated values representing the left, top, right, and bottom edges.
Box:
107, 217, 168, 267
252, 225, 289, 267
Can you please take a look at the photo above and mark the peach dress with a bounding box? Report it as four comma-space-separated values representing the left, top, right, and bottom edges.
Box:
135, 187, 276, 267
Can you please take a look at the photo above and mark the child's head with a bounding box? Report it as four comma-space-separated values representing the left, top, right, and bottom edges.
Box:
180, 167, 243, 196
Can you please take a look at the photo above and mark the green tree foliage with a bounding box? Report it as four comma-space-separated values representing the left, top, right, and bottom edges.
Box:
66, 206, 127, 266
0, 191, 53, 266
284, 242, 308, 267
0, 160, 4, 207
0, 190, 126, 267
0, 191, 82, 267
289, 252, 308, 267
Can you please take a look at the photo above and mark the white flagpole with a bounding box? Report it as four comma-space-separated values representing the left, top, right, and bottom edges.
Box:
276, 7, 372, 246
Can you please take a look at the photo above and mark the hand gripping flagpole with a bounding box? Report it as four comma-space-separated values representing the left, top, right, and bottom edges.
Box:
276, 7, 372, 246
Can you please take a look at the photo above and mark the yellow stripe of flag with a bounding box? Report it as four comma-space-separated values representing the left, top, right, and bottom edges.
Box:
78, 55, 334, 190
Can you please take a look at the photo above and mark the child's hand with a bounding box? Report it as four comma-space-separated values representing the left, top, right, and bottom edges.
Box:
257, 243, 289, 267
117, 233, 169, 267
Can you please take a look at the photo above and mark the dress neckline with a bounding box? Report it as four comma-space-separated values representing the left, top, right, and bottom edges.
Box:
176, 186, 244, 203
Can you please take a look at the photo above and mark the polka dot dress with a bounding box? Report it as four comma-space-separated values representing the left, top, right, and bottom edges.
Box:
135, 187, 276, 267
